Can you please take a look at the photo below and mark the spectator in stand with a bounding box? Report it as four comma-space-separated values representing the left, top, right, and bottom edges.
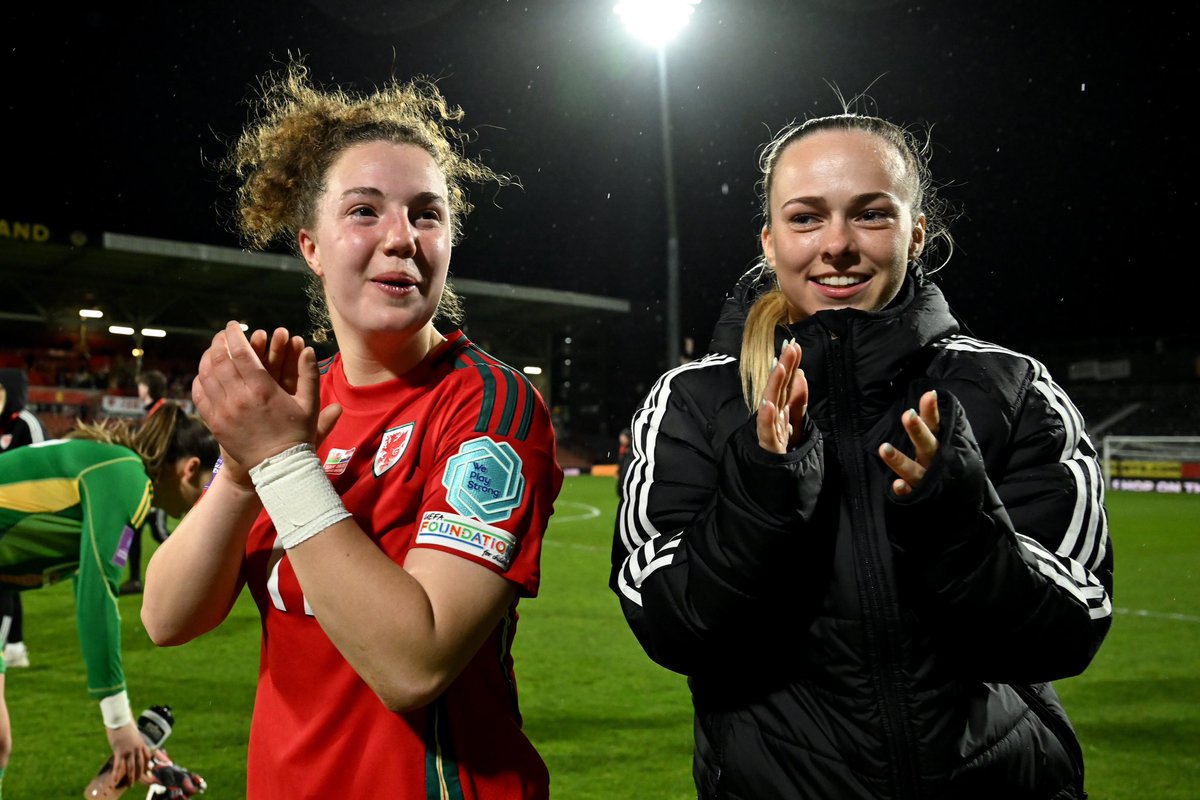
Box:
616, 428, 633, 500
24, 362, 52, 387
120, 371, 172, 595
137, 370, 169, 418
0, 369, 50, 675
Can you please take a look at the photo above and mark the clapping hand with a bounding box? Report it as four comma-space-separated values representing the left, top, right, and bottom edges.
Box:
192, 322, 341, 472
757, 339, 807, 454
878, 390, 940, 496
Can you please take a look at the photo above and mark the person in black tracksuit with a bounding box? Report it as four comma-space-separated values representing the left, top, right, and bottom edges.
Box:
0, 368, 50, 670
611, 114, 1112, 800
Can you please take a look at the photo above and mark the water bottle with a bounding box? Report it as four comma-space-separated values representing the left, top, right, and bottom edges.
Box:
135, 706, 174, 749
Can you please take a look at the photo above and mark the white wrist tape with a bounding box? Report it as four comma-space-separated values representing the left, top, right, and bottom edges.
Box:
100, 690, 133, 729
249, 444, 351, 549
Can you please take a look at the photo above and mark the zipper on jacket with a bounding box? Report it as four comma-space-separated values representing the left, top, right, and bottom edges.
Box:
826, 330, 922, 800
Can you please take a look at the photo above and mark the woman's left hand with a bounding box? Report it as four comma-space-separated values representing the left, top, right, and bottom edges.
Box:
193, 321, 325, 469
878, 390, 940, 496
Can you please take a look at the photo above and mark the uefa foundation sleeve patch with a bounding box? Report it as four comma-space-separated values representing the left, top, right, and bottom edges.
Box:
416, 511, 518, 571
441, 436, 526, 524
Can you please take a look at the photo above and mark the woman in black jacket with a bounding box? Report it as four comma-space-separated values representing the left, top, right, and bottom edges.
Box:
610, 113, 1112, 800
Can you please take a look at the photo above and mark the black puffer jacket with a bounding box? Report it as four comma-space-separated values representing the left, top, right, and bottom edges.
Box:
611, 270, 1113, 800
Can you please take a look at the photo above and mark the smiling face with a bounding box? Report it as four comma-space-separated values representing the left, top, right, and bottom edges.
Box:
298, 140, 452, 354
761, 129, 926, 320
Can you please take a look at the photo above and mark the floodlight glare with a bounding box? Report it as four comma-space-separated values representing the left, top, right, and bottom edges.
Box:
616, 0, 696, 368
614, 0, 699, 48
141, 328, 167, 338
522, 366, 544, 375
78, 308, 104, 319
108, 325, 135, 336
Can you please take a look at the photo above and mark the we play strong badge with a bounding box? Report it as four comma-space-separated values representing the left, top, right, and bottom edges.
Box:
442, 436, 525, 524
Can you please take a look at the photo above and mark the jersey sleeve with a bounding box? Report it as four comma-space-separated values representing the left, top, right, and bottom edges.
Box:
74, 456, 152, 698
411, 361, 562, 597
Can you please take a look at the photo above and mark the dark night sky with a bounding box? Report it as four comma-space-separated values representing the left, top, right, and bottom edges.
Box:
4, 1, 1195, 402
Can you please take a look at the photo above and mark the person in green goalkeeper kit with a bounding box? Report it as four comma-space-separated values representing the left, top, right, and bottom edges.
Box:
0, 404, 217, 796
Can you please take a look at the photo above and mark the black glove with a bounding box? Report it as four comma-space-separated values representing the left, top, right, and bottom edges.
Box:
146, 750, 207, 798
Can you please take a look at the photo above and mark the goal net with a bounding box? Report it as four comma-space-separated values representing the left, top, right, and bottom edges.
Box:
1102, 436, 1200, 494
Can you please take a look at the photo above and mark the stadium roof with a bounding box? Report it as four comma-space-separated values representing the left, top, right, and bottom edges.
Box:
0, 231, 630, 366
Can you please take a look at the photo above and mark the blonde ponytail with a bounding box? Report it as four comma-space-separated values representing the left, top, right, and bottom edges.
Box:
739, 288, 791, 411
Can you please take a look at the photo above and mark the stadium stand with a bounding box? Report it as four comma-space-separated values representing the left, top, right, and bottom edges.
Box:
2, 229, 633, 458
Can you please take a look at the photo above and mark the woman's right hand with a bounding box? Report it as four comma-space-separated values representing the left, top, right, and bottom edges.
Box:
757, 338, 807, 454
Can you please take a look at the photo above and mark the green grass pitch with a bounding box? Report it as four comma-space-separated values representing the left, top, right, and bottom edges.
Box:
3, 479, 1196, 798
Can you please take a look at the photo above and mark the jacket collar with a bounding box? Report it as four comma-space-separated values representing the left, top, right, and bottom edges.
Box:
707, 266, 960, 422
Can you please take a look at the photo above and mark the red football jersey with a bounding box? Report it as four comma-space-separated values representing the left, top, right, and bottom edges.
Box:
242, 331, 563, 799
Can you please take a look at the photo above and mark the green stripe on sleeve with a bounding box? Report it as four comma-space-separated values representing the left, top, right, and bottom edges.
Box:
497, 368, 518, 437
424, 698, 464, 800
514, 371, 535, 442
458, 349, 497, 434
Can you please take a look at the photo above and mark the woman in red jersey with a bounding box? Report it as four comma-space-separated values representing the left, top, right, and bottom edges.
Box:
142, 58, 562, 800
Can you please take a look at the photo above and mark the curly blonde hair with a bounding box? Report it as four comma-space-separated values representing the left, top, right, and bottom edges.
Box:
223, 57, 512, 342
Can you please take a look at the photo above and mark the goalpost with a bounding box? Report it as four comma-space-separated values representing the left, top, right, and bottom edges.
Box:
1102, 436, 1200, 494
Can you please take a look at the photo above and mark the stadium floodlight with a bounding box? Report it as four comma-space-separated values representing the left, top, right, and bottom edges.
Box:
108, 325, 135, 336
78, 308, 104, 319
523, 366, 543, 375
614, 0, 699, 47
141, 328, 167, 338
615, 0, 699, 369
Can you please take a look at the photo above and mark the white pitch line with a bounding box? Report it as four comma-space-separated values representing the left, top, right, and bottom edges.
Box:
551, 500, 603, 524
1114, 607, 1200, 623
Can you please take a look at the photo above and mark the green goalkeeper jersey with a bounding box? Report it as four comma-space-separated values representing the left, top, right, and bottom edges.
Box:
0, 438, 152, 698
